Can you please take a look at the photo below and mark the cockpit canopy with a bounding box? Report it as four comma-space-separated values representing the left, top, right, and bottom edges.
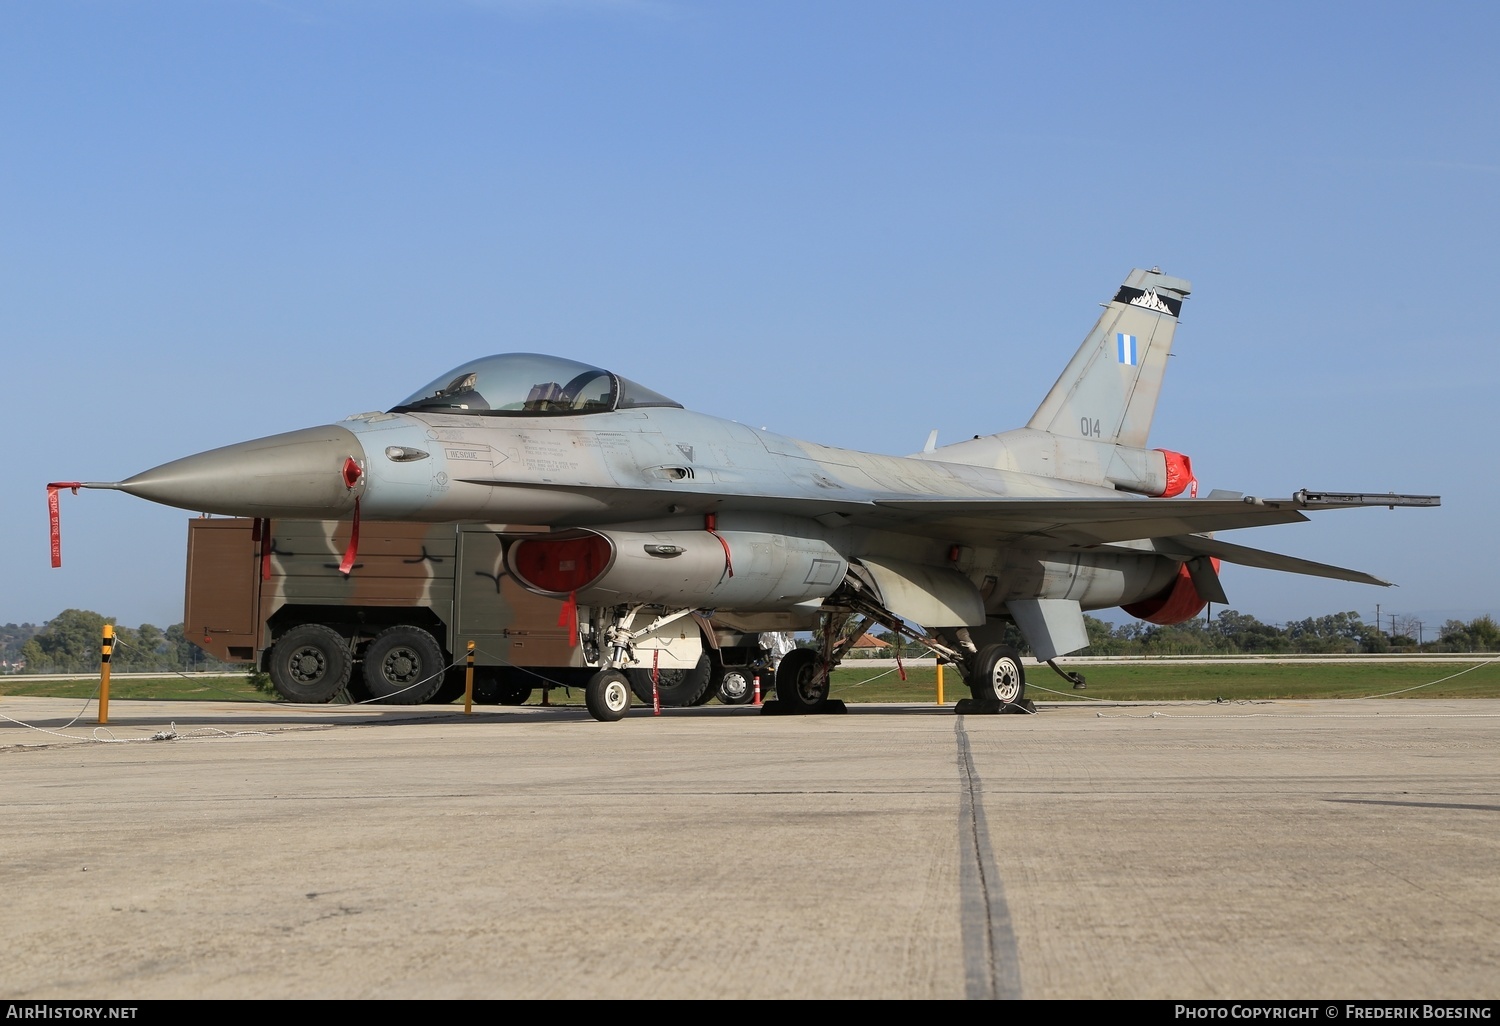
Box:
389, 353, 683, 417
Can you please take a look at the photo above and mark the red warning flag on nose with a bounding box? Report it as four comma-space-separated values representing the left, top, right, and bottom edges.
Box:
46, 483, 81, 568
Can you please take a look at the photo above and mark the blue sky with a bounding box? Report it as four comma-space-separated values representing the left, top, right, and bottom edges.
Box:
3, 0, 1495, 633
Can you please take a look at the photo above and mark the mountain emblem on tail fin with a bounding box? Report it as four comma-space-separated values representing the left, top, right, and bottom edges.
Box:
1112, 284, 1183, 317
1128, 288, 1174, 313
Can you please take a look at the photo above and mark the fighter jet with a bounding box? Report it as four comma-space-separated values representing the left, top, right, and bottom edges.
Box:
72, 269, 1438, 720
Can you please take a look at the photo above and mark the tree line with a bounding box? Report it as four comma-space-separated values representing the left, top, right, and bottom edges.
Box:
8, 607, 1498, 674
5, 609, 235, 674
870, 611, 1500, 658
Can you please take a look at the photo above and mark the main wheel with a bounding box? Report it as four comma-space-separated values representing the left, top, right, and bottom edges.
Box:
626, 651, 712, 706
585, 669, 632, 722
969, 644, 1026, 707
362, 626, 447, 705
267, 624, 353, 703
775, 648, 829, 713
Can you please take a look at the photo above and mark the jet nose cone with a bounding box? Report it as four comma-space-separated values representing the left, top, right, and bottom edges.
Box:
112, 425, 367, 518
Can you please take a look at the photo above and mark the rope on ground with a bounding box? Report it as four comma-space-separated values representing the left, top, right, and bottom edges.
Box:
1024, 680, 1269, 706
0, 710, 274, 745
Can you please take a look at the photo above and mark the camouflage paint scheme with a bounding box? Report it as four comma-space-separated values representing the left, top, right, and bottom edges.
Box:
185, 518, 705, 680
92, 269, 1437, 718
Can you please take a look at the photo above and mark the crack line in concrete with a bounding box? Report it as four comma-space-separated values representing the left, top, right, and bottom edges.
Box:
955, 716, 1022, 1000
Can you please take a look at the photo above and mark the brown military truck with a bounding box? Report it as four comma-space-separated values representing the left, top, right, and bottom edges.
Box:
183, 517, 774, 708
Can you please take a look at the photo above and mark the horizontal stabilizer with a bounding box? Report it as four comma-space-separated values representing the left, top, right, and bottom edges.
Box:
1159, 534, 1393, 587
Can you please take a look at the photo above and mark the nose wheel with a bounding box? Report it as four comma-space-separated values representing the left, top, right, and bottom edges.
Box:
584, 669, 632, 722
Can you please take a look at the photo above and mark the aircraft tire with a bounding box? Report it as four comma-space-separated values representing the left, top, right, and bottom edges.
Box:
362, 626, 447, 705
625, 651, 712, 706
267, 624, 354, 704
969, 645, 1026, 707
775, 648, 829, 713
585, 669, 632, 722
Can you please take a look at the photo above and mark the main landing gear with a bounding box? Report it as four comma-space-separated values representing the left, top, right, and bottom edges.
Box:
960, 643, 1031, 713
835, 585, 1034, 715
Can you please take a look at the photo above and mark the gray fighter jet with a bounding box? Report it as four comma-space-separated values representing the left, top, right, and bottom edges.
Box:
76, 269, 1438, 720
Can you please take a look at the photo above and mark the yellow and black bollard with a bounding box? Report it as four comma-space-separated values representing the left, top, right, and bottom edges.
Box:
99, 623, 114, 724
463, 640, 475, 715
935, 658, 944, 706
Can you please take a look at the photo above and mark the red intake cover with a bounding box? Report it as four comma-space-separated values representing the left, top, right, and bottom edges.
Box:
510, 533, 613, 594
1122, 557, 1221, 625
1156, 448, 1196, 498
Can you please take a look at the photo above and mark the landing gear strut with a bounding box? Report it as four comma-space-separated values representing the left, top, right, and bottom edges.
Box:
577, 603, 704, 721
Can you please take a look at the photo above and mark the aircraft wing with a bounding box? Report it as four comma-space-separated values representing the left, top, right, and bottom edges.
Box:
464, 476, 1437, 552
871, 491, 1436, 547
869, 495, 1313, 546
457, 478, 1315, 541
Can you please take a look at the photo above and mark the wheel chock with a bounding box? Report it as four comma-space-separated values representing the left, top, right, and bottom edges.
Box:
954, 697, 1037, 715
758, 699, 848, 715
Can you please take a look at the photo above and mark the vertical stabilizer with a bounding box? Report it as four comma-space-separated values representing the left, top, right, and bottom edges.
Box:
1026, 268, 1191, 448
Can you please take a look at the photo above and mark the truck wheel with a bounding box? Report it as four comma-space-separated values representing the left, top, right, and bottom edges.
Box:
428, 666, 469, 704
585, 669, 632, 722
268, 625, 353, 704
497, 675, 534, 705
626, 651, 712, 706
689, 667, 721, 705
468, 667, 502, 704
362, 626, 447, 705
715, 667, 755, 705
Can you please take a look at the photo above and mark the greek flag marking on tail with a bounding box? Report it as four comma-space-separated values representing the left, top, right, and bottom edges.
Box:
1116, 332, 1137, 366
